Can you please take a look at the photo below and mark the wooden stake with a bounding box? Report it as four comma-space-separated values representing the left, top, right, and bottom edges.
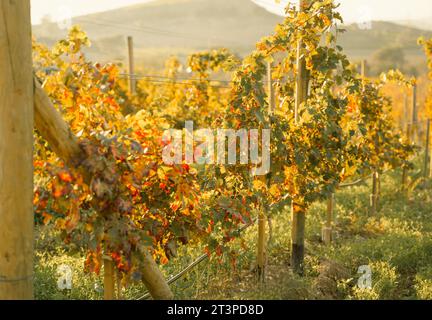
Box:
116, 271, 123, 300
257, 207, 266, 281
291, 202, 305, 274
361, 59, 367, 79
412, 83, 418, 143
377, 173, 382, 205
34, 81, 174, 300
377, 172, 381, 209
401, 167, 407, 191
370, 171, 378, 215
322, 194, 334, 245
402, 168, 407, 190
403, 94, 409, 129
402, 123, 411, 190
360, 59, 381, 211
294, 0, 309, 124
256, 62, 275, 281
0, 0, 34, 300
412, 83, 418, 124
364, 54, 380, 214
424, 119, 431, 178
127, 36, 136, 95
267, 61, 275, 113
294, 44, 306, 123
291, 0, 309, 275
104, 258, 115, 300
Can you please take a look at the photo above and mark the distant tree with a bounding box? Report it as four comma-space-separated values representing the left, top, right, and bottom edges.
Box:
40, 14, 53, 25
371, 46, 408, 75
36, 14, 63, 41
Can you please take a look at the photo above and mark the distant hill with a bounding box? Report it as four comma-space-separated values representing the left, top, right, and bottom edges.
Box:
396, 18, 432, 32
339, 21, 432, 58
32, 0, 432, 72
33, 0, 282, 67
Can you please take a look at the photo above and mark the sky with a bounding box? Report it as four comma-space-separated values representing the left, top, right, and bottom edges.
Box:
254, 0, 432, 22
31, 0, 432, 25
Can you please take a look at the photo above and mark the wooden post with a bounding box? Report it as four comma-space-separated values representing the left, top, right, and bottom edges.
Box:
361, 59, 367, 79
428, 119, 432, 178
256, 62, 275, 281
424, 119, 431, 178
127, 36, 136, 95
0, 0, 34, 300
104, 258, 115, 300
402, 123, 411, 190
361, 59, 381, 213
257, 207, 266, 281
294, 0, 309, 124
291, 202, 306, 274
377, 172, 381, 208
267, 61, 275, 113
370, 172, 379, 215
34, 81, 174, 300
401, 166, 407, 191
412, 83, 418, 143
291, 0, 309, 275
322, 194, 334, 245
34, 81, 85, 168
403, 94, 409, 129
141, 250, 174, 299
116, 271, 122, 300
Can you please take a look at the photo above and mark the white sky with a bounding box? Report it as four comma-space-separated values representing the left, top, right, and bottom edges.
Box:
31, 0, 432, 24
254, 0, 432, 22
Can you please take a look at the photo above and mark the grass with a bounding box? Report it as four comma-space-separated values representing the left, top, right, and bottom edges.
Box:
34, 162, 432, 300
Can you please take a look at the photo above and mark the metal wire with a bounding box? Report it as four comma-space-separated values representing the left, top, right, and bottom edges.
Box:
134, 218, 258, 300
118, 75, 232, 89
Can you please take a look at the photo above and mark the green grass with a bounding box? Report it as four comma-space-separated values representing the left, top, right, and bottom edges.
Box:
34, 164, 432, 300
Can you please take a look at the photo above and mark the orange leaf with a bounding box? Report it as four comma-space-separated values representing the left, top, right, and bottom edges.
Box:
65, 201, 80, 233
42, 212, 53, 225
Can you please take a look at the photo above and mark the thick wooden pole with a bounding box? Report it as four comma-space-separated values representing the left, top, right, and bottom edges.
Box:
34, 81, 85, 168
140, 251, 174, 299
291, 0, 309, 275
424, 119, 431, 178
0, 0, 34, 300
34, 81, 174, 300
127, 36, 136, 95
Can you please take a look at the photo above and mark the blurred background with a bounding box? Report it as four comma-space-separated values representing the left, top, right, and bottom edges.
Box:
31, 0, 432, 75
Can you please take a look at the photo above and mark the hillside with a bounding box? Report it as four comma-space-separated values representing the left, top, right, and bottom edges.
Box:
398, 18, 432, 31
32, 0, 432, 70
33, 0, 282, 66
339, 21, 432, 58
